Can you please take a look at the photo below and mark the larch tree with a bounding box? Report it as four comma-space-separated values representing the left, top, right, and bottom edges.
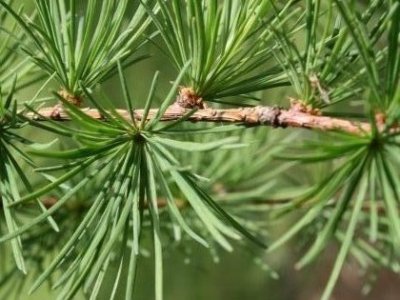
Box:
0, 0, 399, 299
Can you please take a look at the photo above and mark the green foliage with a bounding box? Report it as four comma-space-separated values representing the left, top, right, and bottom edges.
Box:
146, 0, 290, 104
0, 0, 399, 300
0, 81, 59, 275
0, 0, 38, 93
1, 0, 154, 97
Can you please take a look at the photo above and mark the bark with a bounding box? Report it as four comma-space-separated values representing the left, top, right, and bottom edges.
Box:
25, 104, 374, 136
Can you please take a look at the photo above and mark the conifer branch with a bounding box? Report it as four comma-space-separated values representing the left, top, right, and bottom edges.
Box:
25, 104, 374, 135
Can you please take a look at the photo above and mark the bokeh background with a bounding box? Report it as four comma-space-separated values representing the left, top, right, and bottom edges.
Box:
1, 1, 399, 299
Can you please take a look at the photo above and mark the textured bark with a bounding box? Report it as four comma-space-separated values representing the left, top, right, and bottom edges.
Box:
26, 105, 373, 135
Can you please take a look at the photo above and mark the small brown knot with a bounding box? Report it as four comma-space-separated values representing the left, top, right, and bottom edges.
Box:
175, 87, 207, 109
289, 98, 321, 116
375, 112, 386, 128
42, 196, 58, 209
258, 106, 282, 127
58, 89, 83, 107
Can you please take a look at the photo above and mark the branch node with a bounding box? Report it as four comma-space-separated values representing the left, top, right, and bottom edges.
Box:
58, 89, 83, 107
175, 87, 207, 109
49, 103, 64, 120
258, 106, 282, 127
289, 98, 321, 116
375, 111, 386, 128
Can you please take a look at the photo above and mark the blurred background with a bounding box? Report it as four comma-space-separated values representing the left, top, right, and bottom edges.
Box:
1, 1, 399, 299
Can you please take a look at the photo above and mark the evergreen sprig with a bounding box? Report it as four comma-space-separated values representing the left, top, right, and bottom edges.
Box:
0, 65, 265, 300
146, 0, 292, 105
0, 84, 58, 274
0, 0, 154, 98
0, 0, 38, 93
0, 1, 399, 299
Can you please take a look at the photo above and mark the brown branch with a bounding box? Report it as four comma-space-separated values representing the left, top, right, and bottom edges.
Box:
24, 104, 376, 135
